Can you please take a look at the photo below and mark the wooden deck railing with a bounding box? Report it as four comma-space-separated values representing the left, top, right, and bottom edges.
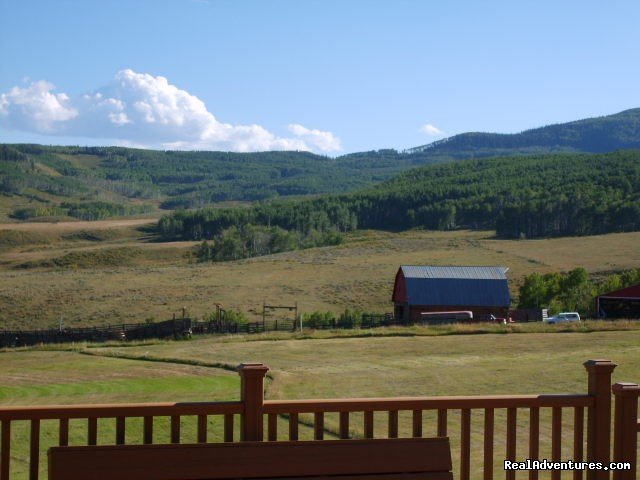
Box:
0, 359, 638, 480
612, 383, 640, 480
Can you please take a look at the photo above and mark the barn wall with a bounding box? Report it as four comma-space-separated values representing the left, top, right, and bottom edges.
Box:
392, 269, 408, 303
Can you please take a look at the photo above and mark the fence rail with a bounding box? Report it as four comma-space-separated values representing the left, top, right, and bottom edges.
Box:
0, 317, 301, 348
0, 360, 638, 480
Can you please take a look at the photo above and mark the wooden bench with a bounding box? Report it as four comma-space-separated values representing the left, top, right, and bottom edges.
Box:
49, 437, 452, 480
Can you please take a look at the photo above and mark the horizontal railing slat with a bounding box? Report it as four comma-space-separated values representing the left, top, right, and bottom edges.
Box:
0, 401, 243, 420
263, 394, 593, 413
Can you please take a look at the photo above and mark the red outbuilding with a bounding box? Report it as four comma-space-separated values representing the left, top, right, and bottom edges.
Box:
392, 265, 511, 323
596, 283, 640, 319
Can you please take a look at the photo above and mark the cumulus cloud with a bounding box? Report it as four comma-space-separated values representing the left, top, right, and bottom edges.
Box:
287, 124, 342, 153
0, 70, 342, 153
0, 81, 77, 133
420, 123, 445, 136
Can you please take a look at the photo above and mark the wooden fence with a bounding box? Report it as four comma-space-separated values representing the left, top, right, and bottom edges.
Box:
0, 317, 300, 348
0, 360, 638, 480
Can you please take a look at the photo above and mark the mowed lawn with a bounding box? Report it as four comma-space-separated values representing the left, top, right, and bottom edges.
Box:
92, 330, 640, 478
0, 351, 238, 480
2, 329, 640, 478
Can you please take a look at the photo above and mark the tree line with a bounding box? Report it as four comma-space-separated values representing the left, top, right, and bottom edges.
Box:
196, 224, 342, 262
518, 268, 640, 316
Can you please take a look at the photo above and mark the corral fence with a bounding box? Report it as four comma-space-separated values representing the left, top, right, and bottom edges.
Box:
0, 318, 194, 348
0, 317, 306, 348
1, 314, 398, 348
303, 313, 395, 330
0, 360, 638, 480
191, 318, 298, 335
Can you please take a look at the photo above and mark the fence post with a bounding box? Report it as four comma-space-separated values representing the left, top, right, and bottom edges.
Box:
612, 382, 639, 480
238, 363, 269, 441
584, 359, 617, 480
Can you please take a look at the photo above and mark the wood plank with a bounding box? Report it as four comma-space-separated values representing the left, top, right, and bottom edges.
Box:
506, 408, 517, 480
437, 409, 448, 437
573, 407, 584, 480
171, 416, 180, 444
412, 409, 422, 437
388, 410, 398, 438
314, 412, 324, 440
288, 413, 298, 441
528, 407, 539, 480
460, 409, 471, 480
116, 417, 125, 445
143, 416, 153, 445
0, 401, 244, 421
551, 407, 562, 480
484, 408, 494, 480
268, 414, 277, 441
1, 421, 10, 480
262, 394, 593, 414
48, 437, 453, 480
59, 418, 69, 447
30, 419, 40, 480
339, 412, 349, 439
197, 415, 207, 443
364, 411, 374, 439
88, 418, 98, 446
224, 414, 234, 442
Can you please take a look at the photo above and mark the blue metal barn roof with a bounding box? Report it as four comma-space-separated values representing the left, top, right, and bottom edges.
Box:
399, 266, 510, 307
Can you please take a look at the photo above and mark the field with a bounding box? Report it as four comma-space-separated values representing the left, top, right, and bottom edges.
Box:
2, 218, 640, 330
2, 218, 640, 477
1, 328, 639, 478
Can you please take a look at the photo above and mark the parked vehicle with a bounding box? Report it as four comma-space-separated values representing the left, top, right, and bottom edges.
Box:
545, 312, 581, 324
420, 310, 473, 324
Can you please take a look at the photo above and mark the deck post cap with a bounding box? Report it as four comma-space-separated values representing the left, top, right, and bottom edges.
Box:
612, 382, 640, 396
583, 359, 617, 373
237, 363, 269, 377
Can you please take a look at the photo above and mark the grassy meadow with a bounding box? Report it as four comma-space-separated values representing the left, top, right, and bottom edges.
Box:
2, 218, 640, 330
2, 219, 640, 478
1, 329, 640, 478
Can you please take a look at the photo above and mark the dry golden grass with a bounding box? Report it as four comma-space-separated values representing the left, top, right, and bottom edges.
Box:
1, 226, 640, 329
1, 327, 640, 478
80, 330, 640, 478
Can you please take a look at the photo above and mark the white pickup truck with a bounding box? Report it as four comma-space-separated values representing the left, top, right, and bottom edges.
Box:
545, 312, 581, 324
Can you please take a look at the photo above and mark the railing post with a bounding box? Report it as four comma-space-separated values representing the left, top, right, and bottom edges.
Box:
238, 362, 269, 441
584, 359, 617, 480
612, 382, 639, 480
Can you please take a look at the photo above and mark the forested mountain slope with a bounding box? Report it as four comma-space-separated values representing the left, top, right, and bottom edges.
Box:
159, 150, 640, 240
1, 108, 639, 221
406, 108, 640, 156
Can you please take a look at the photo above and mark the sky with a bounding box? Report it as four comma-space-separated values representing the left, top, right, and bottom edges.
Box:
1, 0, 639, 154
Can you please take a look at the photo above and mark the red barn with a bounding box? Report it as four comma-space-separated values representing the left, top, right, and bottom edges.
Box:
596, 283, 640, 319
392, 265, 511, 323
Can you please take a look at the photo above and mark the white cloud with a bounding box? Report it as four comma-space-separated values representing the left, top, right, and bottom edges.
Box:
0, 81, 78, 133
287, 124, 342, 153
420, 123, 445, 136
0, 70, 342, 153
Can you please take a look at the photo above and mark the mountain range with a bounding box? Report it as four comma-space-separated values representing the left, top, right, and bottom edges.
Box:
1, 108, 639, 222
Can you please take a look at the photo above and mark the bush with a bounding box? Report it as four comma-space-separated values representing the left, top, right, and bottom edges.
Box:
302, 311, 337, 329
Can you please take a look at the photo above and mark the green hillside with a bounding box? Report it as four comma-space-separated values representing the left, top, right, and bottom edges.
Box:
406, 108, 640, 156
2, 108, 640, 222
159, 150, 640, 242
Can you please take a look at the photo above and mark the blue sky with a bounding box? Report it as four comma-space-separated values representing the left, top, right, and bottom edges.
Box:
1, 0, 639, 154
